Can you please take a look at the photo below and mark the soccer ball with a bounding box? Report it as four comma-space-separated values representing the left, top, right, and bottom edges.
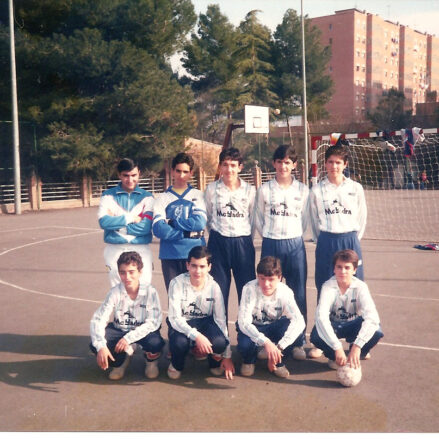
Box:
336, 363, 362, 387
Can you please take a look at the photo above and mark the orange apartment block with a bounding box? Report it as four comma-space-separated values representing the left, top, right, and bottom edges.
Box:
310, 8, 439, 124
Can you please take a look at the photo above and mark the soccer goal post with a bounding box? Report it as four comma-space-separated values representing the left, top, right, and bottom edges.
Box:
311, 128, 439, 242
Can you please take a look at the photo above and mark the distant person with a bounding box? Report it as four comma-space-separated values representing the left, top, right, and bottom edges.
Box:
254, 144, 309, 361
308, 142, 367, 358
204, 147, 256, 319
236, 256, 305, 378
90, 251, 165, 380
310, 249, 383, 370
166, 246, 234, 380
98, 158, 154, 287
419, 170, 429, 190
152, 152, 207, 292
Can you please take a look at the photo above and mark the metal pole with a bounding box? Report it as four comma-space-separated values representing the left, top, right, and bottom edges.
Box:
9, 0, 21, 214
301, 0, 309, 186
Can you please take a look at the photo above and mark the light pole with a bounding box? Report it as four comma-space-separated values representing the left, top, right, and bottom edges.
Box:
301, 0, 309, 186
9, 0, 21, 214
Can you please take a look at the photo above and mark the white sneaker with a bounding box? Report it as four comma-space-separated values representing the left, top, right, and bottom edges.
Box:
273, 365, 290, 378
292, 346, 307, 361
361, 352, 371, 360
241, 363, 255, 377
167, 363, 181, 380
257, 347, 268, 360
145, 360, 159, 379
210, 367, 224, 376
308, 347, 323, 358
328, 359, 338, 370
109, 355, 130, 380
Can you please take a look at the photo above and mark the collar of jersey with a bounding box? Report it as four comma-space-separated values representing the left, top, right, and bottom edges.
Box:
115, 183, 143, 195
167, 184, 193, 198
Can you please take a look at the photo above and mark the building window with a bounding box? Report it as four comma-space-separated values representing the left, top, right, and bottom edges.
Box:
329, 23, 332, 30
329, 38, 332, 44
356, 65, 360, 71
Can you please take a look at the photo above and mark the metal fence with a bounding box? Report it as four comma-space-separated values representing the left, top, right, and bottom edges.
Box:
0, 184, 29, 204
41, 182, 81, 201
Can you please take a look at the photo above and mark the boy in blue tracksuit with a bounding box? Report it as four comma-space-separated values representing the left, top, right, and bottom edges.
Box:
98, 158, 154, 287
153, 152, 207, 292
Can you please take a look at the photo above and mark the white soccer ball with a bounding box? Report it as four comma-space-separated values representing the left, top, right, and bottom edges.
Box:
336, 363, 362, 387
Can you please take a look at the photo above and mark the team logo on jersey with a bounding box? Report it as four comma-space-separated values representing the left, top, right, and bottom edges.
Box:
270, 200, 297, 217
185, 301, 205, 318
115, 310, 140, 327
216, 201, 244, 218
334, 306, 356, 321
324, 198, 352, 216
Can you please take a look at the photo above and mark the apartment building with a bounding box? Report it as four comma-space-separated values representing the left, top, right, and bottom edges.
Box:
310, 8, 439, 124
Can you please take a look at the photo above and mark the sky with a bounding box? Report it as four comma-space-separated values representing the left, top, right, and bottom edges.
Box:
191, 0, 439, 36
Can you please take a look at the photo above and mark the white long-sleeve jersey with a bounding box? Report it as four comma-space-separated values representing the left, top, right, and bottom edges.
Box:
254, 178, 310, 239
90, 283, 162, 352
309, 177, 367, 241
167, 272, 232, 358
204, 178, 256, 237
238, 279, 305, 351
315, 276, 381, 351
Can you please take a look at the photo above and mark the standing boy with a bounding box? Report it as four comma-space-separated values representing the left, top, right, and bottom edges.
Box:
310, 249, 383, 370
153, 152, 207, 292
237, 256, 305, 378
254, 145, 309, 360
310, 142, 367, 297
204, 147, 256, 317
90, 251, 165, 380
166, 246, 235, 380
98, 158, 154, 287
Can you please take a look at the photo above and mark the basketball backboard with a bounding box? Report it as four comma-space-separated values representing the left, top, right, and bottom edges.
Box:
244, 105, 269, 134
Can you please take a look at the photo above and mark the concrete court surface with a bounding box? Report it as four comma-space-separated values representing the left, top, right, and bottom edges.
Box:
0, 207, 438, 432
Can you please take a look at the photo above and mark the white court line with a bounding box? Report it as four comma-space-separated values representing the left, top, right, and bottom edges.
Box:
0, 230, 101, 257
307, 285, 438, 302
0, 225, 100, 234
0, 227, 438, 354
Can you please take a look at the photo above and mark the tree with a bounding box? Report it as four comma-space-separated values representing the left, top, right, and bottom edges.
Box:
234, 10, 276, 109
367, 88, 412, 130
271, 9, 333, 124
181, 4, 239, 142
0, 0, 196, 180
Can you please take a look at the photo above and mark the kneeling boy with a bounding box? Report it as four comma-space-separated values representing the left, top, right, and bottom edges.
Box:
167, 246, 234, 380
237, 256, 305, 378
310, 249, 383, 370
90, 251, 165, 380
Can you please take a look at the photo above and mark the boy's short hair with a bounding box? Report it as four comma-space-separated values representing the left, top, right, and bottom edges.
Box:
117, 251, 144, 271
187, 245, 212, 265
219, 147, 243, 165
332, 249, 359, 269
273, 144, 297, 163
256, 256, 282, 277
325, 145, 349, 163
172, 152, 194, 171
117, 158, 138, 173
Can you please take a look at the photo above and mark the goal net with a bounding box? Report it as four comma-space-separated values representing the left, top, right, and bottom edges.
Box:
311, 128, 439, 242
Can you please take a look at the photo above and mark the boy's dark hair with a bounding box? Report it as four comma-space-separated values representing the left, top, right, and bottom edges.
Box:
325, 145, 349, 163
219, 147, 243, 165
273, 144, 297, 163
172, 152, 194, 171
332, 249, 359, 269
256, 256, 282, 277
187, 245, 212, 265
117, 251, 144, 271
117, 158, 138, 174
